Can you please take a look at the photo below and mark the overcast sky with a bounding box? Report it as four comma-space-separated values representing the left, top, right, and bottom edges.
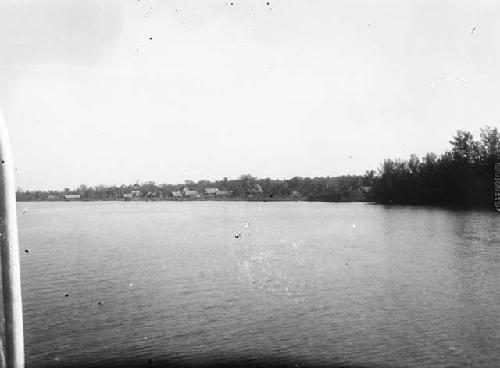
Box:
1, 0, 500, 190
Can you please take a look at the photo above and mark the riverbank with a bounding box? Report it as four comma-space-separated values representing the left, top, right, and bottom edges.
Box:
16, 196, 371, 203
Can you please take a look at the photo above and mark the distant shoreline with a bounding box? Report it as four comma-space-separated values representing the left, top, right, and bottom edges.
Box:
16, 198, 498, 211
16, 197, 369, 203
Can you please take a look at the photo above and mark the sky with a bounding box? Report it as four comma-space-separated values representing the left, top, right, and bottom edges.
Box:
1, 0, 500, 190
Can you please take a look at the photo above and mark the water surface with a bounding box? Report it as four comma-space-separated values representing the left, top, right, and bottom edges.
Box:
17, 202, 500, 367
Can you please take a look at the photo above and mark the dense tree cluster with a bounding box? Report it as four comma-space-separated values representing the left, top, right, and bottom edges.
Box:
371, 127, 499, 208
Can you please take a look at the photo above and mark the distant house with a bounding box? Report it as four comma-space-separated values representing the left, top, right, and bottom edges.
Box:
131, 190, 142, 197
64, 194, 81, 201
216, 190, 230, 197
123, 193, 133, 200
172, 191, 182, 198
104, 189, 117, 199
183, 188, 200, 198
146, 191, 163, 199
291, 190, 300, 198
360, 186, 372, 194
205, 188, 218, 196
47, 195, 58, 201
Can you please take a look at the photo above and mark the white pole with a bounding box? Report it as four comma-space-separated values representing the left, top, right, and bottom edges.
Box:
0, 111, 24, 368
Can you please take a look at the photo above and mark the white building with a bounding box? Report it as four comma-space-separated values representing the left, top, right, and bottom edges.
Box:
205, 188, 218, 196
183, 188, 200, 198
64, 194, 81, 200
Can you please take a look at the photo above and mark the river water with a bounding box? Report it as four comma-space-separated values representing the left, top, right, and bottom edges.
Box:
15, 201, 500, 367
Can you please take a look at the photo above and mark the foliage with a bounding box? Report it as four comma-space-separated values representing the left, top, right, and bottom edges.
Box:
371, 127, 499, 208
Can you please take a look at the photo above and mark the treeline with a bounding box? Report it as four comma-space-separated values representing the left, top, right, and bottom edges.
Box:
371, 126, 499, 208
16, 126, 500, 208
16, 174, 374, 202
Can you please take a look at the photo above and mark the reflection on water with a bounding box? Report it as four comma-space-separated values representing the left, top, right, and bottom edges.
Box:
17, 202, 500, 367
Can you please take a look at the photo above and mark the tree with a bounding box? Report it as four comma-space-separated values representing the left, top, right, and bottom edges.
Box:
239, 174, 256, 195
423, 152, 438, 165
479, 126, 500, 162
408, 154, 420, 174
449, 130, 480, 163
